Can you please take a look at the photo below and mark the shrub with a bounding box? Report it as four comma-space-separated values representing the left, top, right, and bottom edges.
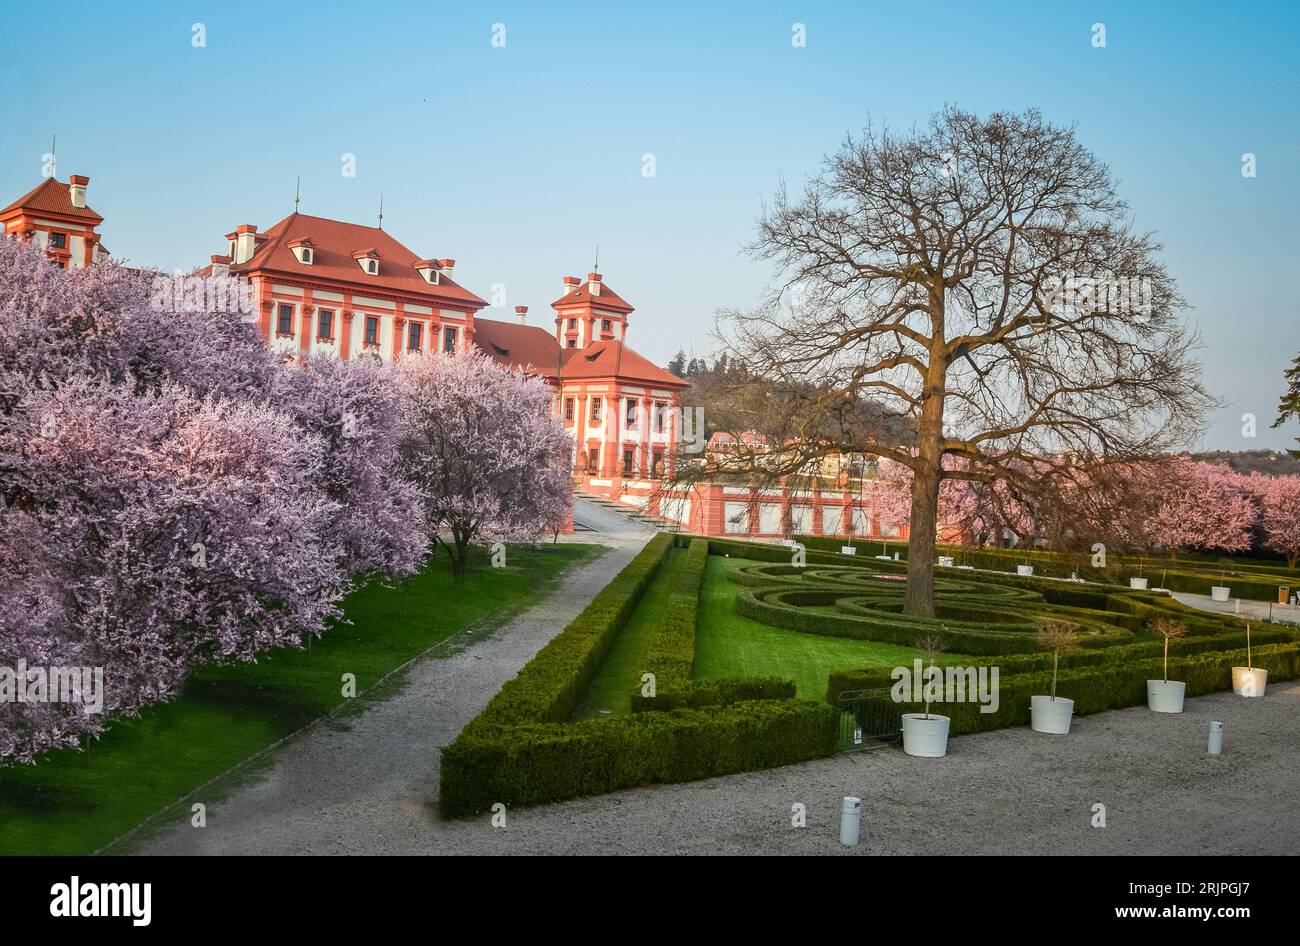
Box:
638, 538, 709, 693
633, 677, 796, 713
828, 642, 1300, 737
471, 534, 673, 728
441, 699, 836, 816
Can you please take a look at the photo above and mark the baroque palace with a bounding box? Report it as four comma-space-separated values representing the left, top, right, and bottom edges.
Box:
3, 173, 909, 544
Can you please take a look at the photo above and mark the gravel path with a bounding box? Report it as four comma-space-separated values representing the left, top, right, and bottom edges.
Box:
107, 532, 651, 855
111, 535, 1298, 855
1173, 590, 1300, 626
572, 495, 658, 533
407, 681, 1298, 856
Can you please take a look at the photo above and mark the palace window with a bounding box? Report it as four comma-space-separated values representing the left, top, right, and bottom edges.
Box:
601, 319, 612, 333
49, 233, 67, 249
443, 326, 457, 353
622, 449, 634, 477
590, 397, 602, 422
654, 403, 666, 432
276, 303, 294, 336
317, 309, 334, 340
300, 248, 313, 264
563, 397, 575, 421
568, 318, 577, 329
364, 315, 379, 346
568, 338, 577, 348
625, 399, 637, 428
408, 322, 423, 351
586, 448, 600, 474
366, 259, 378, 275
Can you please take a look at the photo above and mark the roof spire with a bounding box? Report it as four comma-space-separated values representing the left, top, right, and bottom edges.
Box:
377, 194, 384, 230
293, 176, 300, 211
593, 243, 600, 274
48, 134, 56, 179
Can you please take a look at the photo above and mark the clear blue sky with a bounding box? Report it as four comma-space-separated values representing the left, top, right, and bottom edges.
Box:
2, 1, 1297, 450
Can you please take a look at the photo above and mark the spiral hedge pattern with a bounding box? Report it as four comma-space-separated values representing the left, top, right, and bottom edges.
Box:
727, 561, 1203, 655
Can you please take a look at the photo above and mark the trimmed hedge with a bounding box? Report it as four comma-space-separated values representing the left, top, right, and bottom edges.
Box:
636, 537, 709, 696
831, 643, 1300, 737
797, 534, 1300, 603
441, 698, 836, 816
471, 533, 673, 729
632, 676, 796, 713
734, 584, 1133, 654
441, 534, 836, 817
825, 625, 1300, 704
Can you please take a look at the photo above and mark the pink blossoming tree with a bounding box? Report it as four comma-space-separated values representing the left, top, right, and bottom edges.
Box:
1249, 472, 1300, 567
1141, 459, 1255, 557
397, 349, 572, 580
0, 240, 424, 763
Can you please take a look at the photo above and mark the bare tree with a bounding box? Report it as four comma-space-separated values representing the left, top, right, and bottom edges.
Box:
711, 107, 1213, 616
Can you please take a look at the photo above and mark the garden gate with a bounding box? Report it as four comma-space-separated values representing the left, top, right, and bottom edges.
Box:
835, 689, 902, 751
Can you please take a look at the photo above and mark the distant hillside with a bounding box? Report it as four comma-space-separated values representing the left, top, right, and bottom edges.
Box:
1193, 450, 1300, 477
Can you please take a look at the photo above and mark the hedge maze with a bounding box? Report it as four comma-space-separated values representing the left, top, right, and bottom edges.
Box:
439, 534, 1300, 817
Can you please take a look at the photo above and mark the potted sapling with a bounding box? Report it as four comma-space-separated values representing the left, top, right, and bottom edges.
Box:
1130, 561, 1148, 591
1231, 622, 1269, 697
900, 634, 950, 757
1030, 622, 1077, 734
1146, 617, 1188, 712
1210, 566, 1231, 603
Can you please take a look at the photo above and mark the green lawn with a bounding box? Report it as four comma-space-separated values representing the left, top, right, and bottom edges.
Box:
694, 555, 970, 701
0, 542, 598, 855
572, 546, 688, 718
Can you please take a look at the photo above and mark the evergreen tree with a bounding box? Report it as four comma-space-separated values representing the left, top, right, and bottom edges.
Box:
1272, 351, 1300, 458
667, 349, 687, 378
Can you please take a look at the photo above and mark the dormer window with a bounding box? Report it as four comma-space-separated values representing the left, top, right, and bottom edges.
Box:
354, 248, 380, 275
413, 259, 439, 284
290, 238, 315, 265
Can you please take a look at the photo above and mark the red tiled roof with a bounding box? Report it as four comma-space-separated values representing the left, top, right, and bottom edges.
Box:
472, 319, 687, 389
473, 319, 566, 374
230, 213, 486, 308
0, 177, 103, 223
551, 279, 634, 313
560, 340, 686, 387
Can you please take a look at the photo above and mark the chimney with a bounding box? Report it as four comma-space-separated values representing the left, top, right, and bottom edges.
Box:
562, 275, 582, 295
587, 272, 602, 296
437, 258, 455, 279
234, 225, 258, 264
515, 305, 528, 326
68, 175, 89, 209
210, 255, 231, 278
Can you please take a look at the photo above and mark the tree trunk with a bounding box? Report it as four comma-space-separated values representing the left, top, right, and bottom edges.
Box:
905, 461, 941, 617
904, 366, 947, 618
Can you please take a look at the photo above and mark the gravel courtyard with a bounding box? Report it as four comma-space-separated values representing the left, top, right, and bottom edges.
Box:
107, 530, 1299, 856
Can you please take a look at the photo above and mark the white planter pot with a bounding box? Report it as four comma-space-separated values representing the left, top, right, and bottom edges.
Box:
1210, 586, 1231, 602
874, 554, 892, 560
1016, 565, 1034, 577
938, 556, 954, 567
1129, 577, 1149, 590
840, 546, 856, 556
1231, 667, 1268, 698
1146, 679, 1185, 713
1030, 695, 1074, 734
900, 713, 950, 757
